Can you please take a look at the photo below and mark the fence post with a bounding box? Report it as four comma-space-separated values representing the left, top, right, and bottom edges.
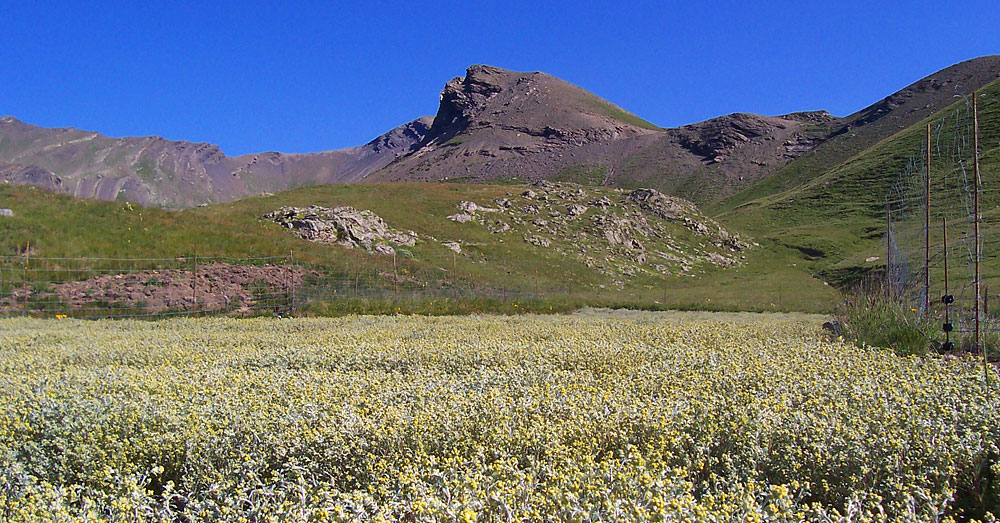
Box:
925, 122, 931, 316
289, 250, 296, 313
354, 249, 360, 299
192, 251, 198, 312
885, 198, 892, 295
943, 217, 951, 351
23, 244, 29, 316
393, 252, 398, 302
972, 91, 987, 385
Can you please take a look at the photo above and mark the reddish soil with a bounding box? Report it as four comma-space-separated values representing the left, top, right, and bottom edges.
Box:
2, 262, 313, 315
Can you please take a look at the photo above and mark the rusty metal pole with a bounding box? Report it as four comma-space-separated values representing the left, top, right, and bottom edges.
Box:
886, 198, 892, 295
944, 217, 951, 349
192, 251, 198, 312
973, 92, 989, 383
973, 92, 982, 359
925, 123, 932, 316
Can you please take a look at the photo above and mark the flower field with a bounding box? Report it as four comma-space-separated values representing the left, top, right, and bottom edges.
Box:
1, 311, 998, 522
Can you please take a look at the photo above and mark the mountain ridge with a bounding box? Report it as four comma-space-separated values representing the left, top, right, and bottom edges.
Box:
3, 56, 1000, 208
0, 115, 432, 208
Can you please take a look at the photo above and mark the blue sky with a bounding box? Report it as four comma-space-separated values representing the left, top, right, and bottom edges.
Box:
1, 1, 998, 156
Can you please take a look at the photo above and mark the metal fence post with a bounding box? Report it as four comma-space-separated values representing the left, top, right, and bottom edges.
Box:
289, 250, 296, 312
192, 251, 199, 312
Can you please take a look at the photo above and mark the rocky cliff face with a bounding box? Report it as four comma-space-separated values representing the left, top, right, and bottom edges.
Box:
0, 164, 63, 193
672, 112, 836, 163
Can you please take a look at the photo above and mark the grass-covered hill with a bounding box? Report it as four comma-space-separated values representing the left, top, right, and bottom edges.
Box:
713, 74, 1000, 295
7, 58, 1000, 316
0, 180, 837, 313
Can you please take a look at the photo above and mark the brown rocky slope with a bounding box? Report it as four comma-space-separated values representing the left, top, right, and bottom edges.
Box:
0, 115, 432, 208
371, 65, 842, 202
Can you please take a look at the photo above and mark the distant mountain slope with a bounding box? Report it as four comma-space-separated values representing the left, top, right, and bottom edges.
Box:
714, 55, 1000, 213
0, 116, 431, 208
714, 71, 1000, 288
370, 65, 838, 202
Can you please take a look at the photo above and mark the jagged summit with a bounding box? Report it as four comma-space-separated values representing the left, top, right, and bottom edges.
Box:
415, 64, 659, 150
364, 116, 434, 154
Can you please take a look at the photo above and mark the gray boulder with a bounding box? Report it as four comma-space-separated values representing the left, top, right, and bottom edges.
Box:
264, 205, 417, 254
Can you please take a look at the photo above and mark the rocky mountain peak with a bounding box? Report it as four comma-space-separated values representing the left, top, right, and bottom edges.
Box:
461, 65, 510, 94
405, 64, 660, 158
428, 65, 513, 144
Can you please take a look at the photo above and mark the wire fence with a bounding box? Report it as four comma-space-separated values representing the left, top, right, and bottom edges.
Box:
885, 89, 1000, 354
0, 255, 299, 318
0, 249, 566, 319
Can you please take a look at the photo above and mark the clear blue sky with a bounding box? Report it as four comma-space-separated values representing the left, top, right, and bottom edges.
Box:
1, 1, 998, 156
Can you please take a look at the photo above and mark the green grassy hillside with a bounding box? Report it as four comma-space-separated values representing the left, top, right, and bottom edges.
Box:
0, 182, 838, 313
714, 78, 1000, 293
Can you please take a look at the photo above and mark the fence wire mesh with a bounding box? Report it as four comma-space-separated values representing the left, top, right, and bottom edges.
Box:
0, 255, 297, 318
0, 249, 564, 319
886, 90, 1000, 351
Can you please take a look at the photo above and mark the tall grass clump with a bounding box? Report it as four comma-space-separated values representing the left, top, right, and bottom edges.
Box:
834, 279, 936, 356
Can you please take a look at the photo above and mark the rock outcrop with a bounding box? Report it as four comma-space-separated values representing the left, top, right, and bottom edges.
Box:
264, 206, 417, 255
444, 182, 752, 279
0, 164, 63, 193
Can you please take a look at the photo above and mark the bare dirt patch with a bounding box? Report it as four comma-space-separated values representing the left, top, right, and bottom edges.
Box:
2, 263, 312, 315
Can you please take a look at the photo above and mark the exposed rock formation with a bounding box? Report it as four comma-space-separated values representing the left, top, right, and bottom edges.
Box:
264, 206, 417, 255
0, 164, 63, 193
444, 182, 752, 278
